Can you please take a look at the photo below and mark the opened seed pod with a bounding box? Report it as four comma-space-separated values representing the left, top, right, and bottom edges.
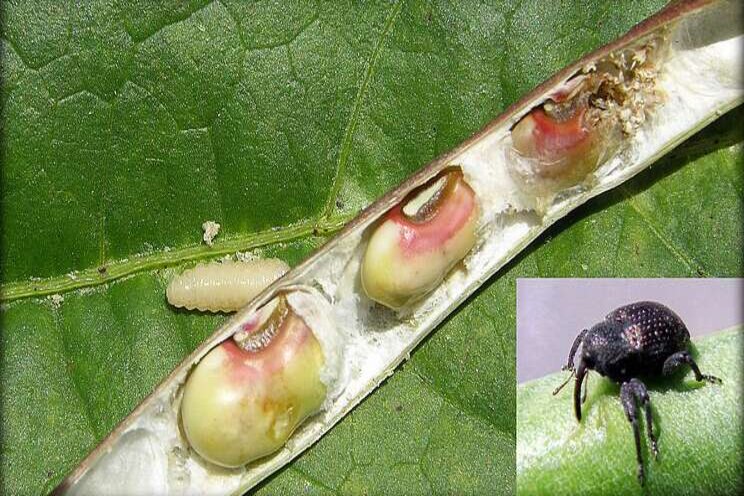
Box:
55, 1, 742, 494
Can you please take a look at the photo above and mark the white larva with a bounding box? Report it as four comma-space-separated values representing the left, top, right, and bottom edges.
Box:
166, 259, 290, 313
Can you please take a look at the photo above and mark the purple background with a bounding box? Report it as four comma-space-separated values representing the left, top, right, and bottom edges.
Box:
517, 278, 744, 383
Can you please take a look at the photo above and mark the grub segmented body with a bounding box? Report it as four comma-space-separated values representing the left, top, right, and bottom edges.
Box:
166, 259, 290, 313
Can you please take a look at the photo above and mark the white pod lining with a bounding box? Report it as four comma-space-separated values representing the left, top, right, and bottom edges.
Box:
285, 288, 348, 404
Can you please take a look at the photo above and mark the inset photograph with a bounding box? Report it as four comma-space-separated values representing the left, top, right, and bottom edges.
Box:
516, 278, 743, 495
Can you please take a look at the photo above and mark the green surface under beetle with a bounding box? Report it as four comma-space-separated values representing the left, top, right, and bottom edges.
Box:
517, 327, 744, 496
0, 1, 742, 495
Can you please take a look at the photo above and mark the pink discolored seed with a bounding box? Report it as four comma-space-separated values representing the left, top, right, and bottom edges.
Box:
361, 168, 479, 309
511, 98, 603, 191
180, 295, 326, 468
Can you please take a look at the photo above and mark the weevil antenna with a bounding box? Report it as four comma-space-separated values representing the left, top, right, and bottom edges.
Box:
552, 368, 575, 395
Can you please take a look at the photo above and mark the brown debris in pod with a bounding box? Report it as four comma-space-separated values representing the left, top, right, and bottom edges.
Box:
509, 33, 668, 206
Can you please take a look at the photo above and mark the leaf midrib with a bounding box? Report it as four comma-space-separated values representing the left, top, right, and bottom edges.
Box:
0, 213, 352, 303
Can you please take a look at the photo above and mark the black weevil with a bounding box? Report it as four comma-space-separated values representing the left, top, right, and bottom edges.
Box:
553, 301, 721, 485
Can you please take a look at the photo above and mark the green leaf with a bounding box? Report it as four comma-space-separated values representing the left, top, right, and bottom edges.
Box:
517, 327, 744, 496
0, 1, 741, 495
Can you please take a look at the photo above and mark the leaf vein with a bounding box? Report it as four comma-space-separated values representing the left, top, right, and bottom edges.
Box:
128, 0, 216, 45
622, 188, 707, 276
318, 0, 404, 222
246, 8, 320, 51
289, 466, 341, 495
408, 366, 509, 436
51, 303, 100, 440
219, 0, 246, 49
612, 203, 628, 277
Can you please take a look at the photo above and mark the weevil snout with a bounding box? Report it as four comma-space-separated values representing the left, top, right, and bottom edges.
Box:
573, 361, 588, 420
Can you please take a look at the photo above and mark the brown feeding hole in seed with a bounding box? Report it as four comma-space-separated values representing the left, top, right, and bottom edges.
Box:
401, 170, 453, 223
233, 295, 290, 353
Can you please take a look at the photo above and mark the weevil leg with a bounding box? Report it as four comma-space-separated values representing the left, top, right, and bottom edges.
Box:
662, 351, 722, 384
629, 378, 658, 459
621, 380, 648, 485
